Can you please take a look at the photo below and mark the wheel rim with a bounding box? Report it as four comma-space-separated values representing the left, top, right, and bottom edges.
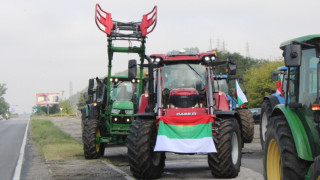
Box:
261, 112, 267, 141
96, 129, 101, 152
231, 132, 239, 165
267, 139, 281, 180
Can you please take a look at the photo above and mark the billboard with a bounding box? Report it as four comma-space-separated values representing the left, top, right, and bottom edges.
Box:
36, 93, 60, 105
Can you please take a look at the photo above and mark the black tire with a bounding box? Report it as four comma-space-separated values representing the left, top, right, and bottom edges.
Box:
263, 115, 311, 180
237, 109, 254, 143
83, 119, 104, 159
208, 117, 242, 178
127, 118, 165, 179
260, 100, 272, 149
311, 156, 320, 180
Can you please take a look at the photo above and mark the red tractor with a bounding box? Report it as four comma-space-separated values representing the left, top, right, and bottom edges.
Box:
127, 50, 242, 179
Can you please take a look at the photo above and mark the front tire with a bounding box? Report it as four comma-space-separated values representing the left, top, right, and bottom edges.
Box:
237, 109, 254, 143
127, 118, 165, 179
264, 115, 311, 180
260, 100, 272, 149
83, 119, 104, 159
208, 117, 242, 178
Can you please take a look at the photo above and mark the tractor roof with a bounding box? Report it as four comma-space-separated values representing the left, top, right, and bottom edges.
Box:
280, 34, 320, 49
213, 74, 228, 79
277, 66, 287, 71
150, 52, 216, 64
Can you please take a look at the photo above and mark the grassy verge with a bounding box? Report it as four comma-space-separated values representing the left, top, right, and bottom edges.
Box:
31, 118, 83, 161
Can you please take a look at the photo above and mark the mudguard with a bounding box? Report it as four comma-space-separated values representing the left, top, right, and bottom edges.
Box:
215, 110, 241, 127
264, 95, 281, 110
134, 113, 156, 119
272, 104, 315, 161
82, 104, 96, 120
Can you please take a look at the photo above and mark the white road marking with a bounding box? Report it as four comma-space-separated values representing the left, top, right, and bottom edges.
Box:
101, 161, 134, 180
13, 117, 30, 180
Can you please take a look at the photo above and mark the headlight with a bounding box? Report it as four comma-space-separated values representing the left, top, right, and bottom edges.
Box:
111, 109, 121, 114
125, 110, 133, 114
204, 56, 210, 61
211, 56, 215, 60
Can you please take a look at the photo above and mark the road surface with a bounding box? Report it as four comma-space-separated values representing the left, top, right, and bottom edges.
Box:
50, 118, 264, 179
0, 115, 28, 180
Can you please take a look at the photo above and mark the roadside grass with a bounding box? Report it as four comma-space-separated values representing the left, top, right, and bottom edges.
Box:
31, 118, 83, 161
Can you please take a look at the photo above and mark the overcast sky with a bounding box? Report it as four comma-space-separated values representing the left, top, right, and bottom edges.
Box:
1, 0, 319, 113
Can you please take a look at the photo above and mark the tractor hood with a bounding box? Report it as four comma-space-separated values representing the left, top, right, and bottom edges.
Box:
169, 88, 199, 108
112, 101, 134, 110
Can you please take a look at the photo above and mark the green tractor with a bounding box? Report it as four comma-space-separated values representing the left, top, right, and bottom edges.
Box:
81, 4, 157, 159
264, 34, 320, 179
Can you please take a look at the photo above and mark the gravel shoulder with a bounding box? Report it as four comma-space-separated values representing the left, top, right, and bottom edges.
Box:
23, 117, 128, 180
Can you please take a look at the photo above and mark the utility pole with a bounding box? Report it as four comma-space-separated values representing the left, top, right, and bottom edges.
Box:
222, 40, 226, 51
69, 81, 73, 98
246, 42, 250, 57
209, 37, 213, 51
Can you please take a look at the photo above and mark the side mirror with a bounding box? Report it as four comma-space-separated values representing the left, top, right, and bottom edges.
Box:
227, 56, 236, 75
284, 44, 302, 67
128, 59, 137, 79
271, 70, 279, 81
88, 79, 95, 95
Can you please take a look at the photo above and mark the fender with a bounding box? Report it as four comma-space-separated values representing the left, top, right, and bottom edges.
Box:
214, 92, 229, 111
272, 104, 315, 161
264, 95, 281, 110
81, 105, 89, 118
82, 104, 96, 120
138, 94, 149, 113
215, 110, 241, 126
134, 113, 156, 119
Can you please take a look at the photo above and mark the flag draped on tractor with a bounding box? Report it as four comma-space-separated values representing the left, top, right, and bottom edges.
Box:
154, 115, 217, 153
276, 75, 283, 97
235, 80, 248, 107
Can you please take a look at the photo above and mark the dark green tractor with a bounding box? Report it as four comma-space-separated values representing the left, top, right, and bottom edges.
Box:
81, 4, 157, 159
264, 34, 320, 179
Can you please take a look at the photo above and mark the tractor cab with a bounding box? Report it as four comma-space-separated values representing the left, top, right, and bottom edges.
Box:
148, 51, 235, 116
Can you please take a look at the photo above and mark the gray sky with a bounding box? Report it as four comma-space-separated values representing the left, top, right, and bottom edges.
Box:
1, 0, 319, 113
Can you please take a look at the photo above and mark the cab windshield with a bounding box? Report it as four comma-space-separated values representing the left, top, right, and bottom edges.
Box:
162, 64, 206, 91
110, 81, 137, 101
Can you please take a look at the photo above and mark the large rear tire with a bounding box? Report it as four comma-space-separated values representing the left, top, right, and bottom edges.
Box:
237, 109, 254, 143
260, 100, 272, 149
264, 115, 311, 180
127, 118, 165, 179
83, 119, 104, 159
208, 117, 242, 178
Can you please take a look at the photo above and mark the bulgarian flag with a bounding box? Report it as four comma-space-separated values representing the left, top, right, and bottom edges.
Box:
276, 75, 283, 97
235, 80, 248, 107
154, 115, 217, 153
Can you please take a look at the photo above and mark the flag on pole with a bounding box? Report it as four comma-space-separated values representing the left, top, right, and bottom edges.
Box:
154, 115, 217, 153
235, 80, 248, 107
276, 75, 283, 97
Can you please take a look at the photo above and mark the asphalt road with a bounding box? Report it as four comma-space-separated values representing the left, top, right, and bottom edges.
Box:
0, 115, 28, 180
103, 124, 264, 179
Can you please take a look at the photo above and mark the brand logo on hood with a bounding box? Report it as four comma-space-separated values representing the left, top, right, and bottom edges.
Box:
176, 112, 197, 116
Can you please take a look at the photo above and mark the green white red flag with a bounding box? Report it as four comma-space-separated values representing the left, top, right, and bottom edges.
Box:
154, 115, 217, 153
236, 80, 248, 107
276, 75, 283, 96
